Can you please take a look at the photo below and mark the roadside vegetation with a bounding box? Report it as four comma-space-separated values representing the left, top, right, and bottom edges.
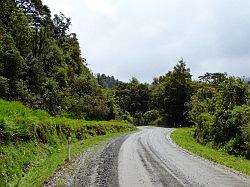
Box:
171, 128, 250, 175
0, 99, 136, 186
189, 73, 249, 159
1, 0, 249, 185
10, 132, 130, 187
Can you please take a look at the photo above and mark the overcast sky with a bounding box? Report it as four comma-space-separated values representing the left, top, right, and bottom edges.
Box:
42, 0, 250, 83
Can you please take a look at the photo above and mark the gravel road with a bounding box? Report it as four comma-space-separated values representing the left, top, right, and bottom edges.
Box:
66, 136, 127, 186
67, 126, 250, 187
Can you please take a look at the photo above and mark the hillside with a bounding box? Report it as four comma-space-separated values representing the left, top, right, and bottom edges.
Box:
0, 0, 118, 120
0, 99, 135, 186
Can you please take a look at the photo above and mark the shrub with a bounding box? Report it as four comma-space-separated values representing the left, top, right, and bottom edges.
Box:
143, 110, 160, 126
222, 105, 250, 157
190, 76, 250, 158
193, 113, 214, 144
121, 111, 133, 124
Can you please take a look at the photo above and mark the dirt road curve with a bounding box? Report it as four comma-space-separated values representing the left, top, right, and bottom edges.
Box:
119, 127, 250, 187
67, 126, 250, 187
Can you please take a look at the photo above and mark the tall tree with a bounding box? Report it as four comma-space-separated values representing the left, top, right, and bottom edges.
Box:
0, 33, 27, 99
151, 59, 193, 126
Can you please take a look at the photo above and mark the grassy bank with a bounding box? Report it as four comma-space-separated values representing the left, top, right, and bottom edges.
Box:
19, 131, 130, 186
171, 128, 250, 176
0, 99, 136, 186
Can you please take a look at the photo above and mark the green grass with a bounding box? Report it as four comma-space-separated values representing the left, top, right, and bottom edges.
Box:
18, 131, 130, 186
0, 99, 136, 186
171, 128, 250, 176
0, 99, 134, 142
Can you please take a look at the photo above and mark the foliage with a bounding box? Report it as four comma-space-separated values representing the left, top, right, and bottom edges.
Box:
190, 76, 249, 158
96, 73, 121, 88
0, 99, 136, 185
198, 72, 226, 87
0, 99, 135, 144
143, 110, 160, 126
150, 59, 193, 126
0, 0, 117, 120
248, 84, 250, 106
121, 111, 133, 124
111, 60, 194, 127
113, 78, 150, 118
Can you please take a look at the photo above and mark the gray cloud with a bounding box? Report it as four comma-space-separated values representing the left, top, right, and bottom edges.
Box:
42, 0, 250, 82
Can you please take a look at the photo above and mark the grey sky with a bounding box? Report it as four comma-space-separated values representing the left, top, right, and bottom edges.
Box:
42, 0, 250, 83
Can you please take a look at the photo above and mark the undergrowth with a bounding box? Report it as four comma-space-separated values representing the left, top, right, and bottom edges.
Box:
0, 99, 136, 186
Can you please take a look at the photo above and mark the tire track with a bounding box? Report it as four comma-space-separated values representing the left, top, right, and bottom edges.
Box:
118, 126, 250, 187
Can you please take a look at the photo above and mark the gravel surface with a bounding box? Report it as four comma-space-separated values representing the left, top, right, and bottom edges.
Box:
66, 136, 127, 187
54, 126, 250, 187
119, 126, 250, 187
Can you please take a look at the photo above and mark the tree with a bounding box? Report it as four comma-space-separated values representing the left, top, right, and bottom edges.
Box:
0, 0, 16, 27
96, 73, 120, 88
198, 72, 227, 87
143, 110, 160, 126
9, 9, 34, 57
62, 33, 85, 76
114, 79, 150, 117
0, 1, 118, 121
26, 57, 45, 94
151, 59, 193, 126
53, 12, 71, 45
0, 76, 9, 99
0, 33, 27, 99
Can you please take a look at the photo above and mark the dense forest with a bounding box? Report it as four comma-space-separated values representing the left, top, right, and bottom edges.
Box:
0, 0, 249, 159
0, 0, 118, 120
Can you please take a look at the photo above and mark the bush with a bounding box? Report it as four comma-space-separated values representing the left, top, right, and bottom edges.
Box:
193, 113, 214, 144
143, 110, 160, 126
190, 76, 250, 158
0, 99, 136, 145
223, 105, 250, 157
133, 112, 144, 126
121, 111, 133, 124
0, 76, 9, 98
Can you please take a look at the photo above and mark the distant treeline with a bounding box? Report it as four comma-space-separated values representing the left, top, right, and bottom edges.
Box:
96, 73, 121, 88
0, 0, 249, 158
110, 66, 249, 158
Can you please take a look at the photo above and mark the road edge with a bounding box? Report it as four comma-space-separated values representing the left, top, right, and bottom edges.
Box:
170, 128, 250, 179
44, 131, 134, 186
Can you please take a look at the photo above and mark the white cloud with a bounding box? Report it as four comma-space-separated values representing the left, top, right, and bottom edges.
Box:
42, 0, 250, 82
85, 0, 116, 16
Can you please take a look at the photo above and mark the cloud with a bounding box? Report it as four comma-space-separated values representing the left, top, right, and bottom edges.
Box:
85, 0, 116, 16
42, 0, 250, 82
